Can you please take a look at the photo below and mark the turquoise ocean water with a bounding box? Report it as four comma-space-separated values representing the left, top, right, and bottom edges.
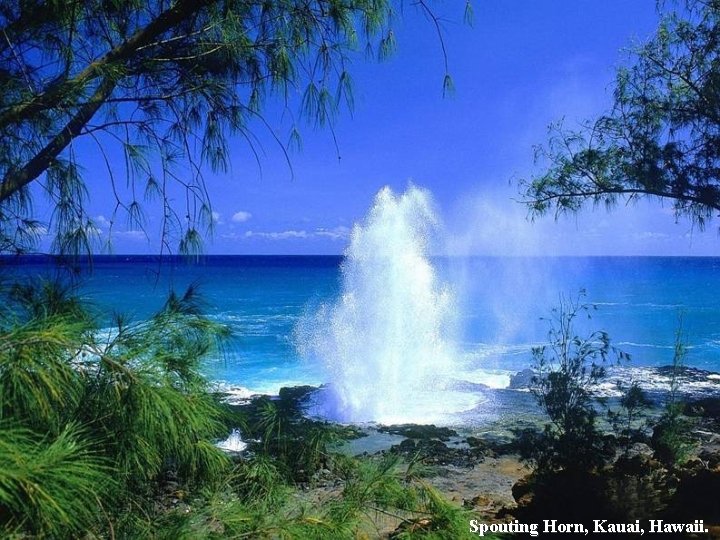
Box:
5, 256, 720, 404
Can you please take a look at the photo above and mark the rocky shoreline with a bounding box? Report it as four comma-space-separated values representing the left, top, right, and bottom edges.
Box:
217, 376, 720, 538
333, 402, 720, 537
340, 422, 530, 516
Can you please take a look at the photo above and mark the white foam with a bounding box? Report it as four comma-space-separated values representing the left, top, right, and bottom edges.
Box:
216, 429, 247, 452
594, 366, 720, 397
462, 369, 512, 389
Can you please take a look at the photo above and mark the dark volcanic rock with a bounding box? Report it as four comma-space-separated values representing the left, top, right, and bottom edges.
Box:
614, 453, 663, 476
397, 438, 417, 453
418, 439, 450, 456
699, 449, 720, 470
511, 475, 534, 506
685, 397, 720, 419
666, 469, 720, 522
378, 424, 458, 441
623, 442, 654, 460
389, 437, 483, 467
513, 471, 617, 524
278, 385, 318, 407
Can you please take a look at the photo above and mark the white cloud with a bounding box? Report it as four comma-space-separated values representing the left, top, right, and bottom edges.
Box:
315, 226, 350, 240
232, 211, 252, 223
212, 211, 223, 224
244, 229, 308, 240
218, 222, 352, 243
115, 230, 147, 241
94, 215, 111, 228
231, 226, 351, 242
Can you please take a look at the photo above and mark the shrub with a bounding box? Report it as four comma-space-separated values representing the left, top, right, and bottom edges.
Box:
0, 423, 114, 537
608, 381, 652, 454
0, 279, 472, 538
651, 320, 693, 466
520, 291, 627, 475
0, 279, 232, 537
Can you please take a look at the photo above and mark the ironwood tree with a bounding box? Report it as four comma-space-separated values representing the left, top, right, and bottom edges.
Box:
0, 0, 471, 255
522, 0, 720, 229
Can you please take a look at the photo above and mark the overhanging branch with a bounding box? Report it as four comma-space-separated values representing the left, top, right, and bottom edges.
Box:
0, 0, 213, 130
526, 185, 720, 214
0, 77, 115, 203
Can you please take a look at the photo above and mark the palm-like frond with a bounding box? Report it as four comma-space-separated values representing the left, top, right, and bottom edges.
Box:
0, 279, 91, 433
0, 422, 114, 537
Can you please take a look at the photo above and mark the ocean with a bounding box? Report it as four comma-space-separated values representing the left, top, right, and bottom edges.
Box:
5, 255, 720, 419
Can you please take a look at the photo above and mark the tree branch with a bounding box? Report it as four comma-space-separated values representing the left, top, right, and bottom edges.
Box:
527, 185, 720, 214
0, 0, 213, 129
0, 77, 115, 203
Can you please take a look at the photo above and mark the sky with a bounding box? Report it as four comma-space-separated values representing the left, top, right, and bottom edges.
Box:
36, 0, 720, 255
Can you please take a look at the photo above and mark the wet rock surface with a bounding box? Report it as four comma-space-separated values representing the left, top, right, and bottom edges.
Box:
222, 381, 720, 537
377, 424, 458, 441
278, 384, 319, 407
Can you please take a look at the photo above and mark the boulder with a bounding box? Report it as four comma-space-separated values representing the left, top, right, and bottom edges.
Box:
511, 475, 534, 505
278, 385, 318, 407
685, 397, 720, 418
378, 424, 458, 441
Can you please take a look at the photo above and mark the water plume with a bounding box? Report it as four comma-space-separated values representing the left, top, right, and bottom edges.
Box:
300, 186, 478, 423
216, 428, 247, 453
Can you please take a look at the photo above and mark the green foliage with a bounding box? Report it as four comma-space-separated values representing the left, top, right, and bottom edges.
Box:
520, 292, 627, 474
73, 285, 231, 491
341, 456, 475, 539
233, 455, 289, 506
0, 423, 114, 537
0, 279, 232, 537
0, 279, 91, 433
0, 279, 472, 537
651, 320, 694, 466
0, 0, 470, 256
608, 381, 652, 454
129, 453, 475, 539
522, 0, 720, 229
242, 389, 348, 483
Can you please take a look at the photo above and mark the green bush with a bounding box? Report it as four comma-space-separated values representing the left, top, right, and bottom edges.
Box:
0, 422, 114, 537
608, 381, 652, 454
0, 280, 232, 537
651, 320, 694, 466
520, 291, 627, 475
0, 279, 472, 538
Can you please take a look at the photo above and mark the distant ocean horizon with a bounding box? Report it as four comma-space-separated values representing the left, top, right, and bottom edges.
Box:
4, 255, 720, 413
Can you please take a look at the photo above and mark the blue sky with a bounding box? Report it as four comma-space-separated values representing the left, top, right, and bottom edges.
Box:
38, 0, 720, 255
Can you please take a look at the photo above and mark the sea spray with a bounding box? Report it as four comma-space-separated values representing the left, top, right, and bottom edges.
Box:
299, 186, 477, 423
216, 428, 248, 453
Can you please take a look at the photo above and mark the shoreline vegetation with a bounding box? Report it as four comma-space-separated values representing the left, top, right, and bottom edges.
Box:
0, 280, 490, 538
2, 0, 720, 537
1, 280, 719, 538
